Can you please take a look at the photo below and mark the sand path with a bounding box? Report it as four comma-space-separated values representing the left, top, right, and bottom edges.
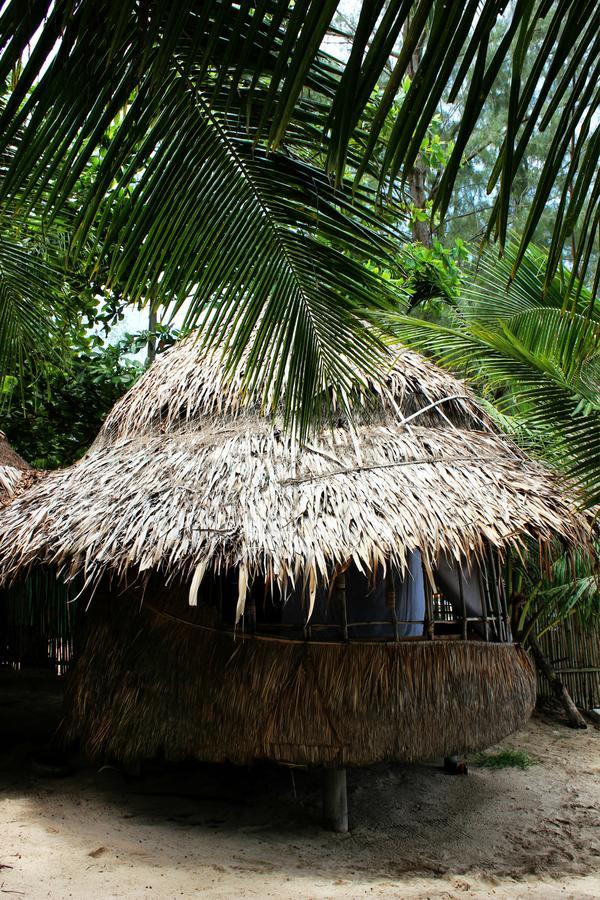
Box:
1, 683, 599, 899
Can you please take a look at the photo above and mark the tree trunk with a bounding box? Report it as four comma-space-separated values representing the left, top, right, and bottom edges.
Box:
147, 305, 157, 364
528, 633, 587, 729
408, 164, 432, 247
405, 27, 432, 247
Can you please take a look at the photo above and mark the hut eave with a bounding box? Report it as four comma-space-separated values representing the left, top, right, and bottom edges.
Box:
0, 420, 589, 594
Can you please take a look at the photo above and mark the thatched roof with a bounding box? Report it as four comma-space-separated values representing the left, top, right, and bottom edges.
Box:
0, 432, 32, 502
94, 334, 491, 444
0, 335, 589, 598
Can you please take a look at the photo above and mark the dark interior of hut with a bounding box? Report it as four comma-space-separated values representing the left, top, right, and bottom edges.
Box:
152, 549, 510, 644
185, 567, 501, 642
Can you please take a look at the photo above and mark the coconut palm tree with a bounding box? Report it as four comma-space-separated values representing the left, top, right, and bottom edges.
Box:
0, 1, 598, 432
391, 243, 600, 508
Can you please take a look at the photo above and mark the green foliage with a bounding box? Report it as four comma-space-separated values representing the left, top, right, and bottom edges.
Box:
473, 749, 536, 769
508, 544, 600, 639
0, 209, 84, 380
1, 332, 143, 469
392, 242, 600, 508
403, 239, 467, 314
443, 19, 583, 253
536, 553, 600, 629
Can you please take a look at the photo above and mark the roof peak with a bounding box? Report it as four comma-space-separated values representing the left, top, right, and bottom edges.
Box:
96, 332, 492, 447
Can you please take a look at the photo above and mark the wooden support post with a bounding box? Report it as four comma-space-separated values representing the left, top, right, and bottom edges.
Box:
385, 566, 399, 640
487, 548, 506, 642
497, 567, 512, 641
303, 582, 312, 641
457, 565, 467, 640
476, 566, 490, 641
484, 546, 503, 641
322, 768, 348, 832
424, 578, 434, 640
485, 546, 500, 640
337, 571, 348, 642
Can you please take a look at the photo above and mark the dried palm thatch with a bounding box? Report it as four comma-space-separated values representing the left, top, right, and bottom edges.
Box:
0, 335, 589, 603
65, 590, 537, 765
0, 431, 33, 502
94, 334, 492, 443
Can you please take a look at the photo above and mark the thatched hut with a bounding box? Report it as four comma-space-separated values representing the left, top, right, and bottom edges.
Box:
0, 435, 73, 673
0, 431, 33, 502
0, 336, 589, 827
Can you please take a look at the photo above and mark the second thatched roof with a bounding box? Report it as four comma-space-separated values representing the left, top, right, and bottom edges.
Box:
0, 335, 589, 600
0, 432, 33, 502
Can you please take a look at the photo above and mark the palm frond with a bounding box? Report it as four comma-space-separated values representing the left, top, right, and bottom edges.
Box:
509, 543, 600, 630
88, 72, 406, 433
0, 1, 598, 290
0, 224, 74, 380
463, 243, 600, 326
389, 246, 600, 507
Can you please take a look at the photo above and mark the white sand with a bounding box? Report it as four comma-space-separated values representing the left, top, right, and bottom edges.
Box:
1, 686, 599, 899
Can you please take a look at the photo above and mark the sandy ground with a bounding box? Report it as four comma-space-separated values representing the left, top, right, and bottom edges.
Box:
1, 678, 599, 900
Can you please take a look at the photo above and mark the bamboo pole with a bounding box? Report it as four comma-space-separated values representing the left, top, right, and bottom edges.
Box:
497, 563, 512, 641
336, 571, 348, 642
457, 564, 467, 640
424, 578, 434, 640
385, 566, 399, 641
536, 610, 600, 710
486, 546, 504, 642
477, 564, 490, 642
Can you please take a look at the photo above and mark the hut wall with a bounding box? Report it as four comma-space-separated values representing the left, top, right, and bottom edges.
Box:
63, 593, 536, 766
536, 615, 600, 710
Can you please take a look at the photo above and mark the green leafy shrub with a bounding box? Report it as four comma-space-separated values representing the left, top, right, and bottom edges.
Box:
1, 332, 143, 469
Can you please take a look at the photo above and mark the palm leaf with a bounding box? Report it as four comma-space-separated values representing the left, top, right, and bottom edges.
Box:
462, 243, 600, 325
84, 70, 406, 433
0, 219, 75, 380
509, 543, 600, 632
389, 246, 600, 507
0, 2, 598, 289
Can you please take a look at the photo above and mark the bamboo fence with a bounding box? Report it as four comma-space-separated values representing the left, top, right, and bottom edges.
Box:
536, 615, 600, 710
0, 571, 75, 674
